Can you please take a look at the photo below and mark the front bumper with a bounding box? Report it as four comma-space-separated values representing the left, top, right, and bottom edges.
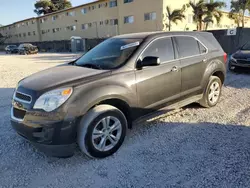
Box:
229, 60, 250, 68
11, 107, 78, 157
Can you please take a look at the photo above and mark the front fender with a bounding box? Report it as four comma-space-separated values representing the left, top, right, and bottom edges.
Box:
64, 84, 137, 117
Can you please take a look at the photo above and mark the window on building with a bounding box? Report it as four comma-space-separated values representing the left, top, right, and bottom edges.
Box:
82, 23, 89, 30
110, 0, 117, 7
28, 32, 31, 36
19, 34, 21, 37
66, 25, 76, 31
188, 14, 193, 24
174, 36, 200, 58
81, 8, 87, 14
21, 23, 25, 26
66, 11, 75, 16
124, 0, 133, 3
124, 16, 134, 24
32, 20, 35, 24
110, 19, 118, 25
144, 12, 156, 21
23, 33, 26, 37
52, 28, 60, 33
92, 5, 96, 10
42, 30, 45, 34
26, 22, 29, 26
52, 15, 58, 21
33, 31, 36, 35
141, 37, 175, 63
88, 23, 92, 27
100, 21, 104, 25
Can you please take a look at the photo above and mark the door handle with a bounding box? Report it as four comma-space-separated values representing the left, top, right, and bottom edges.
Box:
202, 58, 207, 63
171, 66, 179, 72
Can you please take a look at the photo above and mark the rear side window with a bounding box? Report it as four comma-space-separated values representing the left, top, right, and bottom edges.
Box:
141, 37, 175, 63
174, 36, 200, 58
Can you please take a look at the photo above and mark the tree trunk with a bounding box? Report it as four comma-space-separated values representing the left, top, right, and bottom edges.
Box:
242, 10, 245, 28
169, 20, 171, 31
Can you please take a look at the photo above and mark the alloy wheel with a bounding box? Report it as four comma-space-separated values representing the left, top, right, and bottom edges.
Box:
91, 116, 122, 152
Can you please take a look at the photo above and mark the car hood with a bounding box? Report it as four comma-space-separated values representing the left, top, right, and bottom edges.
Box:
19, 64, 111, 92
233, 50, 250, 59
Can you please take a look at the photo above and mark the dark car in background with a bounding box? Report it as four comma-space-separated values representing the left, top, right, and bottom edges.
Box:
11, 31, 226, 159
229, 42, 250, 71
18, 43, 38, 55
5, 45, 18, 54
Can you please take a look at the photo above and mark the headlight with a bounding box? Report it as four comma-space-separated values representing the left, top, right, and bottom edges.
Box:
231, 56, 237, 62
33, 87, 73, 112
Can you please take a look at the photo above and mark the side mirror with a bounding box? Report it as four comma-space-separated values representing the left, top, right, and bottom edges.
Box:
137, 56, 160, 69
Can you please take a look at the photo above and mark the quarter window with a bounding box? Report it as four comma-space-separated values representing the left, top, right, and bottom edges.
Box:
198, 42, 207, 54
174, 36, 200, 58
141, 37, 175, 63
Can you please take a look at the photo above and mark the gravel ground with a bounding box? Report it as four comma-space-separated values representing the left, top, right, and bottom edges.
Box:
0, 52, 250, 188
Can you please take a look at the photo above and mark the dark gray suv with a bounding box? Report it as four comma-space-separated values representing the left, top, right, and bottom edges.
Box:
11, 31, 227, 158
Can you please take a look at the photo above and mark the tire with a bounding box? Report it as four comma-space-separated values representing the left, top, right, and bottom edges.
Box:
199, 76, 222, 108
77, 105, 127, 158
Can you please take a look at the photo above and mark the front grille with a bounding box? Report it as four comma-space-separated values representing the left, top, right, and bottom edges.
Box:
13, 108, 26, 120
15, 92, 31, 103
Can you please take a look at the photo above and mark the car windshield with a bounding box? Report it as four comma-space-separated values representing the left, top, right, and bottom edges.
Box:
75, 38, 143, 69
241, 42, 250, 50
9, 45, 16, 49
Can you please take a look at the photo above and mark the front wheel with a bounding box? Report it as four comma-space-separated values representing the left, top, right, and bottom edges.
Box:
199, 76, 222, 108
77, 105, 127, 158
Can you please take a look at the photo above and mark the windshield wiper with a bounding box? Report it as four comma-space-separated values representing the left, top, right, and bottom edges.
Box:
78, 63, 103, 70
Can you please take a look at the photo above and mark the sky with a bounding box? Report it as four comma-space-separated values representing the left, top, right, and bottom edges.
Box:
0, 0, 230, 26
0, 0, 95, 25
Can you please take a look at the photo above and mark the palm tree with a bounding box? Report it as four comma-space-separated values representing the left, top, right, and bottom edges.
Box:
34, 0, 72, 15
203, 0, 225, 30
228, 0, 250, 28
165, 5, 186, 31
189, 0, 206, 31
229, 1, 242, 27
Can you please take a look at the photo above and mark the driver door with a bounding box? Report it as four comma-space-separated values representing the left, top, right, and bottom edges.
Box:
135, 37, 181, 109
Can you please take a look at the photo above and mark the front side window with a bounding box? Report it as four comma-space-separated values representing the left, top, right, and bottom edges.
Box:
75, 38, 143, 69
124, 16, 134, 24
141, 37, 175, 63
174, 36, 200, 58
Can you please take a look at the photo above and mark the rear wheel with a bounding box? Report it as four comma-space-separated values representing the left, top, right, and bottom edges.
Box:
199, 76, 222, 108
77, 105, 127, 158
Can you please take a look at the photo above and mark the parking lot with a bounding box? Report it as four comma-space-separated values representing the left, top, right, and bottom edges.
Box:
0, 52, 250, 188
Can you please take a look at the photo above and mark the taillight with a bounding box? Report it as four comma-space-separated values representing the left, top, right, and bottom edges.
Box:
223, 52, 227, 63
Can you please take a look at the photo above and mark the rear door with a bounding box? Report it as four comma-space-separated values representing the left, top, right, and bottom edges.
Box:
135, 37, 181, 109
173, 36, 208, 97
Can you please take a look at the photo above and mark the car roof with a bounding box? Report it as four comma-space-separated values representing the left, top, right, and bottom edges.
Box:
113, 31, 209, 39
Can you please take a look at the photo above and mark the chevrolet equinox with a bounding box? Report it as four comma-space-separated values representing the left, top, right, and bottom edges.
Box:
11, 32, 227, 158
